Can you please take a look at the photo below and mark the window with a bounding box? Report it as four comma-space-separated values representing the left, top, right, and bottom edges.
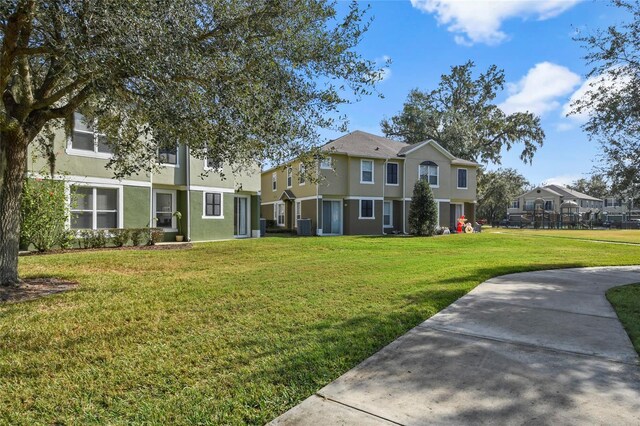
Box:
386, 163, 398, 185
299, 164, 306, 185
419, 161, 438, 187
158, 146, 178, 165
154, 190, 176, 229
361, 160, 374, 183
203, 192, 223, 218
360, 199, 374, 219
457, 168, 468, 189
544, 200, 554, 210
287, 167, 292, 188
276, 203, 285, 226
510, 200, 520, 209
524, 200, 535, 211
295, 200, 302, 222
272, 172, 277, 192
70, 113, 112, 155
70, 186, 119, 229
320, 157, 332, 169
383, 201, 393, 227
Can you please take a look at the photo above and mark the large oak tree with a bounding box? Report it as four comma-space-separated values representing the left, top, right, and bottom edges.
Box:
0, 0, 381, 285
381, 61, 545, 164
572, 0, 640, 205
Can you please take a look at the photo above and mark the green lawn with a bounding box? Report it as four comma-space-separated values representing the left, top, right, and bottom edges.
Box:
607, 283, 640, 355
487, 228, 640, 244
2, 234, 640, 424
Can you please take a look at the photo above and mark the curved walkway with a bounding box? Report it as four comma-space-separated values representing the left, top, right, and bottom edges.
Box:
271, 266, 640, 425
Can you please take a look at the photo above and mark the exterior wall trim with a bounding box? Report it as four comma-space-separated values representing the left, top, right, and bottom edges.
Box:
190, 185, 235, 193
28, 172, 151, 188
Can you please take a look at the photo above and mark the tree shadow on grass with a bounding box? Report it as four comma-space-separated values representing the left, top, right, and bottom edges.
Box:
247, 263, 640, 424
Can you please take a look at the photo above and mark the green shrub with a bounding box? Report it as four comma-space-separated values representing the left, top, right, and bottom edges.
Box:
20, 177, 69, 252
92, 230, 108, 248
111, 229, 130, 247
78, 230, 93, 249
148, 228, 164, 245
58, 230, 77, 249
130, 228, 146, 246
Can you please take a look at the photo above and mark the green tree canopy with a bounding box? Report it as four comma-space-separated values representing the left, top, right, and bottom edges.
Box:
566, 175, 609, 199
477, 168, 530, 224
0, 0, 381, 285
380, 61, 545, 164
571, 0, 640, 204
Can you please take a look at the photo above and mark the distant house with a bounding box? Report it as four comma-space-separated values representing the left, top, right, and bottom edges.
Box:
260, 131, 479, 235
507, 184, 603, 226
507, 184, 639, 227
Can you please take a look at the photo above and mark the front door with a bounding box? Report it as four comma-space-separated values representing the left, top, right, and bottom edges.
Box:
234, 196, 249, 237
322, 200, 342, 235
450, 203, 464, 229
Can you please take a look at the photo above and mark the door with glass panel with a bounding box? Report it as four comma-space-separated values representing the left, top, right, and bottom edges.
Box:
155, 191, 175, 229
234, 196, 249, 237
322, 200, 342, 235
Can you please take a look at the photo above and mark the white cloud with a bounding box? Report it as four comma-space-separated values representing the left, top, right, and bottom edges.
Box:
411, 0, 582, 45
542, 174, 582, 186
562, 70, 629, 122
373, 55, 392, 82
499, 62, 581, 116
555, 122, 575, 132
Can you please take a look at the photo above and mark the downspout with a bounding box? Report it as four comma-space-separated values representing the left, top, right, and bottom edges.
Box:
382, 158, 387, 235
316, 160, 319, 235
185, 145, 191, 242
149, 171, 154, 229
402, 159, 406, 234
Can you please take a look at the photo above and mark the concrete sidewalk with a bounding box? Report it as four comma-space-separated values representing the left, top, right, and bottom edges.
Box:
270, 266, 640, 425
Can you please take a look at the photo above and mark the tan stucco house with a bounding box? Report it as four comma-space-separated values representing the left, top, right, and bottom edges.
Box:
260, 131, 479, 235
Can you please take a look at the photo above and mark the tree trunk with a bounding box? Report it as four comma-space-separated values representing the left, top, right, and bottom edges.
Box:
0, 131, 28, 286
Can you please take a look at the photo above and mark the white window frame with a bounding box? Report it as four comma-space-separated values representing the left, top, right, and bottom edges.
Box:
69, 184, 123, 230
524, 200, 535, 211
272, 172, 277, 192
153, 189, 177, 231
275, 202, 285, 226
295, 200, 302, 227
66, 113, 113, 159
359, 199, 375, 219
202, 192, 224, 219
418, 163, 439, 188
287, 167, 293, 188
544, 200, 554, 211
386, 162, 399, 186
360, 159, 374, 184
456, 168, 468, 189
158, 146, 180, 168
511, 200, 520, 209
383, 201, 393, 227
320, 156, 333, 170
299, 164, 306, 186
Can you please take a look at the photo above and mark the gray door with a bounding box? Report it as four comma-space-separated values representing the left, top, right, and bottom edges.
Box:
322, 200, 341, 235
234, 196, 248, 237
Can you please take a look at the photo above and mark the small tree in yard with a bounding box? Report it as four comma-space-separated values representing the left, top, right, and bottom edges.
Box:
409, 180, 438, 236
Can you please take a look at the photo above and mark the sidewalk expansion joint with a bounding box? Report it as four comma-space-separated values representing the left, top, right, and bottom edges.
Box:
314, 393, 406, 426
417, 323, 640, 367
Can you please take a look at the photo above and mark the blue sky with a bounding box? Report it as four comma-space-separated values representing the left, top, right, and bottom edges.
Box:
322, 0, 626, 186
